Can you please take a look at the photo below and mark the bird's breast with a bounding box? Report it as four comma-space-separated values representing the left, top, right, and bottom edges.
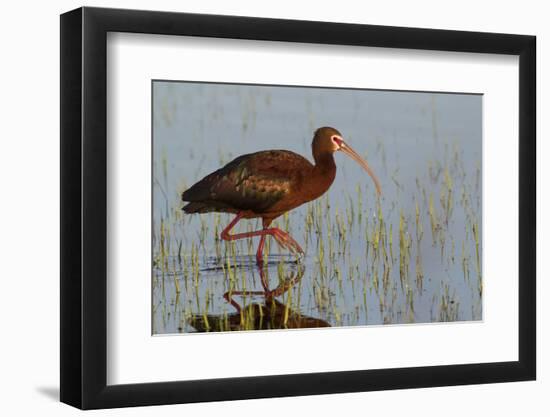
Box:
302, 165, 336, 202
269, 164, 336, 214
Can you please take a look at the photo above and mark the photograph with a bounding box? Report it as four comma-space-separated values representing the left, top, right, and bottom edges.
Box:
0, 0, 542, 414
152, 81, 482, 334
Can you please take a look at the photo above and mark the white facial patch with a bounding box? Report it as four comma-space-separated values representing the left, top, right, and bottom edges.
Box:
331, 135, 344, 150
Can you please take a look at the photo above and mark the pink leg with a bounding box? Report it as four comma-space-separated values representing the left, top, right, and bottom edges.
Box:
256, 234, 266, 265
223, 290, 264, 313
223, 265, 269, 312
269, 228, 304, 256
224, 263, 304, 312
257, 261, 270, 292
220, 213, 304, 264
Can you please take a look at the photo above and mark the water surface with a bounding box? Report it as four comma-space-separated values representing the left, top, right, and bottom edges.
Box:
152, 81, 482, 334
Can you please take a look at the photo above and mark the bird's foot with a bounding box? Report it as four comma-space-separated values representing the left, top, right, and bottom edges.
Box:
270, 229, 305, 260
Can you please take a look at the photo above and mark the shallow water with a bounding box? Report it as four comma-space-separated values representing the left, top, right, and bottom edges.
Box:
152, 81, 482, 334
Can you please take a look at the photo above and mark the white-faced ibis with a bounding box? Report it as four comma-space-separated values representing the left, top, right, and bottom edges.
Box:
182, 127, 381, 264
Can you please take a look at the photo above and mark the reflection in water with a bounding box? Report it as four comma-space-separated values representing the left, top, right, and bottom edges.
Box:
188, 264, 330, 332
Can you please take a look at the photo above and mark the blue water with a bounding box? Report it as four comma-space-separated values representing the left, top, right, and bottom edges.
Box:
152, 81, 482, 334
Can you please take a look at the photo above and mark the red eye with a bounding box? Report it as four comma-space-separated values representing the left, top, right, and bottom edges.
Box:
332, 136, 343, 146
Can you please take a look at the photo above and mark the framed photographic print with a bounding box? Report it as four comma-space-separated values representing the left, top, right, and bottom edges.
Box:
60, 6, 536, 409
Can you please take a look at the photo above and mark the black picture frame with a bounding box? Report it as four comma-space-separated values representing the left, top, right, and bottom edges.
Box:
60, 6, 536, 410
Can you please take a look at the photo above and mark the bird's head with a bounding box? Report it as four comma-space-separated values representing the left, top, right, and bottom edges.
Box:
312, 126, 382, 196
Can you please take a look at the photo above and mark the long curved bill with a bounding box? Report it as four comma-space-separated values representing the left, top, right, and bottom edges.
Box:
339, 141, 382, 196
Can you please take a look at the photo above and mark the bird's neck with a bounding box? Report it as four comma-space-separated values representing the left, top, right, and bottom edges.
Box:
313, 152, 336, 174
303, 152, 336, 201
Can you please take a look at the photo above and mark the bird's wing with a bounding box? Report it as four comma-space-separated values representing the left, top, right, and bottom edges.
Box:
182, 150, 311, 213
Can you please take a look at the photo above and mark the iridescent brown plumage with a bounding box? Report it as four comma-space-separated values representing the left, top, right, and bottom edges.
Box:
182, 127, 381, 264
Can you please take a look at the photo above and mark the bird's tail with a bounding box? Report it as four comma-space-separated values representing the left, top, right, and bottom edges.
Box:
182, 202, 212, 214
